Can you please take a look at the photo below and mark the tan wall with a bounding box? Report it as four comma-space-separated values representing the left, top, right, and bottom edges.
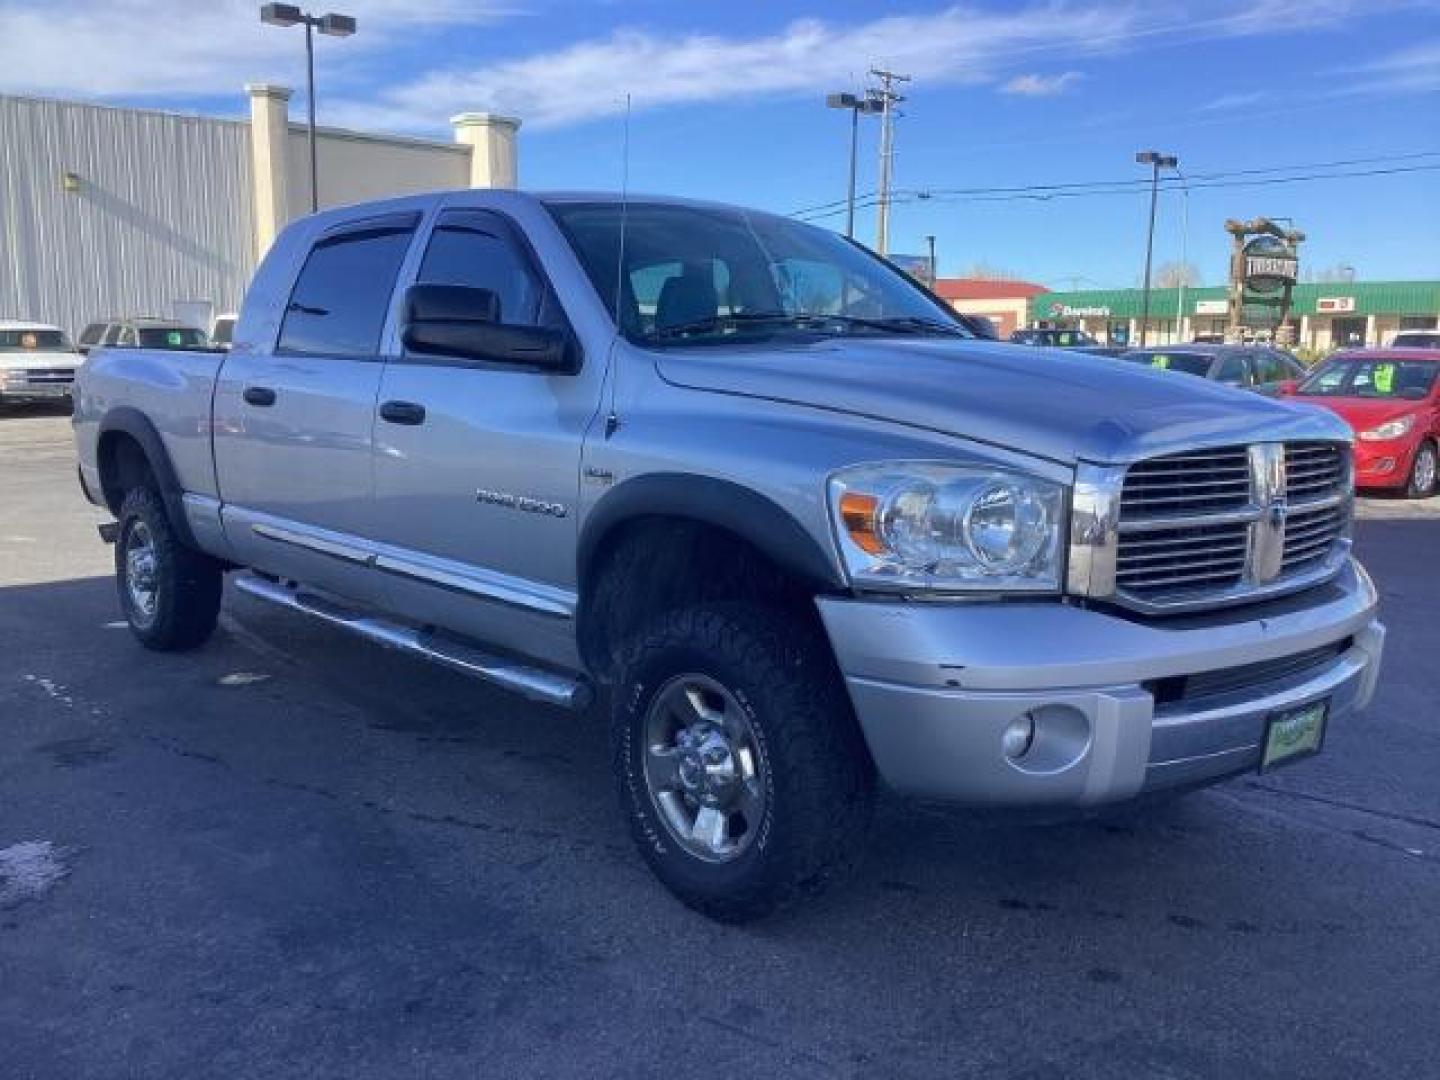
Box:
286, 127, 471, 219
947, 297, 1029, 337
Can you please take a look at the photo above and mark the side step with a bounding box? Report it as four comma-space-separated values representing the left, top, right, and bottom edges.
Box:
232, 573, 592, 711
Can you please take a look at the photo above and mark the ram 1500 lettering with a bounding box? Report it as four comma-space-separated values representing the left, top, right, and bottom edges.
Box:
74, 191, 1386, 921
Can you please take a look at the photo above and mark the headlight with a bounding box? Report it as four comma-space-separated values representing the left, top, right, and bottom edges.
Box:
1358, 415, 1416, 442
829, 463, 1065, 593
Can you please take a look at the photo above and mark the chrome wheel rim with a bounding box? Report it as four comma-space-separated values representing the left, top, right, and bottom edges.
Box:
642, 674, 769, 864
1416, 447, 1437, 494
124, 520, 159, 624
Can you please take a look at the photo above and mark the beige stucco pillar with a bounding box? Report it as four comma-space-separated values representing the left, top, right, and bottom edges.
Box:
246, 83, 292, 258
451, 112, 521, 189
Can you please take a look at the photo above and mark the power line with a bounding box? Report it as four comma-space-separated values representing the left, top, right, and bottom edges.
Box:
792, 160, 1440, 222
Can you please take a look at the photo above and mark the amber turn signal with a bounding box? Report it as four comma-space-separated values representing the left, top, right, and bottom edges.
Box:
839, 491, 885, 555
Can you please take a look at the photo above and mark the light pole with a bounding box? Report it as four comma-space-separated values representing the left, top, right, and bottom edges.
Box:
825, 91, 881, 239
1135, 150, 1177, 347
925, 234, 937, 285
1172, 165, 1190, 344
260, 4, 357, 213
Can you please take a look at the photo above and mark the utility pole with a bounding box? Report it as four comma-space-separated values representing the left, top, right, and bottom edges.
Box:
870, 68, 911, 256
925, 234, 937, 285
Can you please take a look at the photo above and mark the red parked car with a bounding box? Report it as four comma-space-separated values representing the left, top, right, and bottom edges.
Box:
1282, 348, 1440, 498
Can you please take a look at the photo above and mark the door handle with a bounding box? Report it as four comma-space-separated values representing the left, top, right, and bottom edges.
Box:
379, 400, 427, 426
243, 386, 277, 407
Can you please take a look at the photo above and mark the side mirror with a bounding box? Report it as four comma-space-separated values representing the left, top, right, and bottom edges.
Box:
401, 284, 575, 372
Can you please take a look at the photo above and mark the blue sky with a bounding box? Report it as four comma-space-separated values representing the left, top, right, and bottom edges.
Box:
3, 0, 1437, 286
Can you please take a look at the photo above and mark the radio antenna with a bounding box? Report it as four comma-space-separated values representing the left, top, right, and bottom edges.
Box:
606, 92, 632, 438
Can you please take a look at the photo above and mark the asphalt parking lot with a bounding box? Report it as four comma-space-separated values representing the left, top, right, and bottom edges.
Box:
2, 408, 1438, 1080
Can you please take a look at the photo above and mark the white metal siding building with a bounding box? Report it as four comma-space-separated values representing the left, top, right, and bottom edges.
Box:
0, 91, 519, 337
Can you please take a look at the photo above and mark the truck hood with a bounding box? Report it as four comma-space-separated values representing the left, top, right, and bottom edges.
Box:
654, 338, 1348, 465
0, 349, 80, 373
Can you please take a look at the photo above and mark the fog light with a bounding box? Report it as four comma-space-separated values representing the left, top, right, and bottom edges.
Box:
1002, 713, 1036, 759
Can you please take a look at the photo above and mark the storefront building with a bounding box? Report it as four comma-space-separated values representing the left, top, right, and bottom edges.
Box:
933, 278, 1046, 338
1027, 281, 1440, 350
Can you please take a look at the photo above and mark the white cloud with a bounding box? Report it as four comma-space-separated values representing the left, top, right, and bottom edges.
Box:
326, 6, 1141, 131
0, 0, 1419, 135
1000, 72, 1084, 97
1334, 38, 1440, 96
0, 0, 516, 99
1198, 90, 1264, 111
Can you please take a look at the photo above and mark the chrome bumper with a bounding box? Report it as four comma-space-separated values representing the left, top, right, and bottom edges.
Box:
817, 559, 1384, 806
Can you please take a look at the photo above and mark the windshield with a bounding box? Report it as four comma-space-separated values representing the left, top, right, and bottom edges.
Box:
137, 327, 209, 349
0, 328, 73, 352
1298, 357, 1438, 399
546, 201, 973, 346
1122, 351, 1214, 377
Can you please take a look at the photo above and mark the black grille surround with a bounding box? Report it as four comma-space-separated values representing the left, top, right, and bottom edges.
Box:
1111, 441, 1351, 613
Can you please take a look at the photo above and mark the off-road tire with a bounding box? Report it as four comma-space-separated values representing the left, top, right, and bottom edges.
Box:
612, 603, 875, 922
1405, 440, 1437, 500
116, 486, 223, 651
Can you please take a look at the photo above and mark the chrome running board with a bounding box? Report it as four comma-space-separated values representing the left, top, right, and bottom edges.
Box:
233, 573, 592, 711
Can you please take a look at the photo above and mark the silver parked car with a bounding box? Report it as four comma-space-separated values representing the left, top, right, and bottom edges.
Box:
73, 191, 1385, 920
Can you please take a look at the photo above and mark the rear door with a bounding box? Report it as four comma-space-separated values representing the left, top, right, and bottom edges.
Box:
367, 204, 600, 667
213, 211, 419, 603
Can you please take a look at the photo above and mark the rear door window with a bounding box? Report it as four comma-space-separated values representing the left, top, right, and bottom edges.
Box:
279, 218, 418, 357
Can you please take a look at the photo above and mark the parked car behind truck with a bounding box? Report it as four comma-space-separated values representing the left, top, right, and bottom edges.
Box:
73, 190, 1386, 920
0, 321, 81, 405
1121, 343, 1307, 396
1283, 348, 1440, 498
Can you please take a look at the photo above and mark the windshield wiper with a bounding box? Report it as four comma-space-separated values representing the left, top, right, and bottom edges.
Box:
648, 312, 810, 340
831, 315, 970, 337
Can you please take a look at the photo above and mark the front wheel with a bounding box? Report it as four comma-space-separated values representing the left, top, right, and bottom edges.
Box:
116, 486, 223, 651
1406, 440, 1437, 499
612, 604, 875, 922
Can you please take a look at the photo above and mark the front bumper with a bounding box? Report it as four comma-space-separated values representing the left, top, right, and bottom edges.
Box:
1353, 438, 1416, 488
817, 558, 1384, 806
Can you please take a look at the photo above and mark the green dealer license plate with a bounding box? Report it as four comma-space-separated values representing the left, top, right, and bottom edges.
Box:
1262, 699, 1329, 771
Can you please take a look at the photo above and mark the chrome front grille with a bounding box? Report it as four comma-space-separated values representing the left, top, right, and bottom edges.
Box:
7, 368, 75, 385
1069, 441, 1352, 614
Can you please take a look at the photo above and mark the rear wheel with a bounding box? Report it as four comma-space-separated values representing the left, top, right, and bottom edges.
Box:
116, 486, 223, 650
612, 604, 875, 922
1406, 440, 1437, 499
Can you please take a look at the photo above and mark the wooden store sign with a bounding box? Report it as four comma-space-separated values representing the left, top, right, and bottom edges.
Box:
1242, 235, 1299, 294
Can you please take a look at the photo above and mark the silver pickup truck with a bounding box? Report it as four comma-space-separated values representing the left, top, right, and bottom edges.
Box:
74, 191, 1385, 920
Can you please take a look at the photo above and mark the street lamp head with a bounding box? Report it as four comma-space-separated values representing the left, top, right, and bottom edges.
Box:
1136, 150, 1179, 167
260, 2, 303, 26
826, 92, 860, 110
318, 12, 356, 36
